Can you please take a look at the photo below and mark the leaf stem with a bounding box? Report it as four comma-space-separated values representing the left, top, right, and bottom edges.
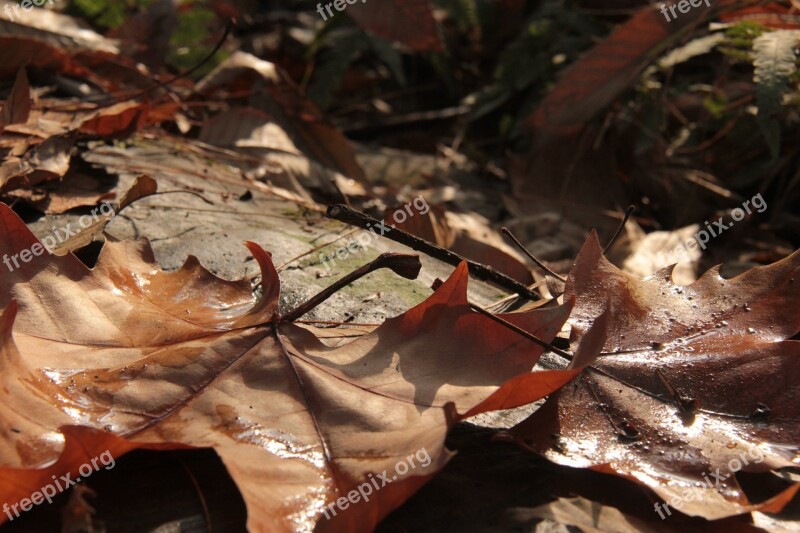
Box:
326, 204, 541, 301
603, 205, 636, 254
280, 253, 421, 323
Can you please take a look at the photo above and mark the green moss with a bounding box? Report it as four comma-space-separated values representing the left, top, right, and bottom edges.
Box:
301, 246, 427, 308
339, 270, 428, 308
168, 4, 227, 77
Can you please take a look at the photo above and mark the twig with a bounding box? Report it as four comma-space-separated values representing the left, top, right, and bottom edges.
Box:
342, 105, 470, 133
326, 204, 541, 301
500, 227, 566, 283
328, 177, 352, 208
603, 205, 635, 254
468, 303, 572, 360
281, 253, 421, 323
46, 20, 234, 111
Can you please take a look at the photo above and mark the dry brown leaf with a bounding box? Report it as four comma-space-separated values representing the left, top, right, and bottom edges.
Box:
510, 496, 663, 533
49, 175, 157, 255
0, 67, 30, 129
199, 107, 365, 200
6, 170, 116, 214
346, 0, 443, 52
389, 205, 535, 285
0, 136, 72, 194
512, 232, 800, 519
0, 202, 577, 531
196, 52, 367, 188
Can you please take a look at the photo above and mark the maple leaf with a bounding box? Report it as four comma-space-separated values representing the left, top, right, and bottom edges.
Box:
0, 202, 576, 531
512, 232, 800, 519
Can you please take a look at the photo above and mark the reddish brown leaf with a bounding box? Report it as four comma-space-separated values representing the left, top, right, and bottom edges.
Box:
512, 232, 800, 519
720, 3, 800, 30
0, 38, 99, 84
389, 205, 535, 285
77, 102, 148, 137
346, 0, 443, 52
525, 1, 741, 136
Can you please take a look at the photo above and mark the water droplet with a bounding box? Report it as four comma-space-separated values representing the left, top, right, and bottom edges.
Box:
747, 327, 756, 334
619, 420, 640, 441
750, 403, 771, 420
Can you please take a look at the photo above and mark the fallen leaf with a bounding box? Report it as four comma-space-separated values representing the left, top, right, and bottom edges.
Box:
389, 205, 535, 285
6, 170, 117, 215
0, 136, 73, 194
0, 67, 31, 129
525, 2, 741, 135
346, 0, 443, 52
199, 107, 365, 200
196, 52, 367, 186
50, 174, 157, 255
0, 203, 576, 531
512, 232, 800, 519
509, 496, 662, 533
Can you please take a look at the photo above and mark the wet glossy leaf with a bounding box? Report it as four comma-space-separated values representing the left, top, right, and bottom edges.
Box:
512, 232, 800, 519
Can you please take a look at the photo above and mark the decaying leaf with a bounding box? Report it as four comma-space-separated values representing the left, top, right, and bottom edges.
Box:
50, 174, 157, 255
346, 0, 443, 52
196, 52, 367, 187
509, 496, 660, 533
389, 205, 535, 285
0, 67, 31, 130
512, 232, 800, 519
0, 203, 577, 531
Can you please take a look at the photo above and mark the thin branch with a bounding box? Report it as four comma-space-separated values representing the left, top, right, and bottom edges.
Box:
47, 20, 234, 111
326, 204, 541, 301
500, 227, 566, 283
603, 205, 636, 254
468, 303, 573, 360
